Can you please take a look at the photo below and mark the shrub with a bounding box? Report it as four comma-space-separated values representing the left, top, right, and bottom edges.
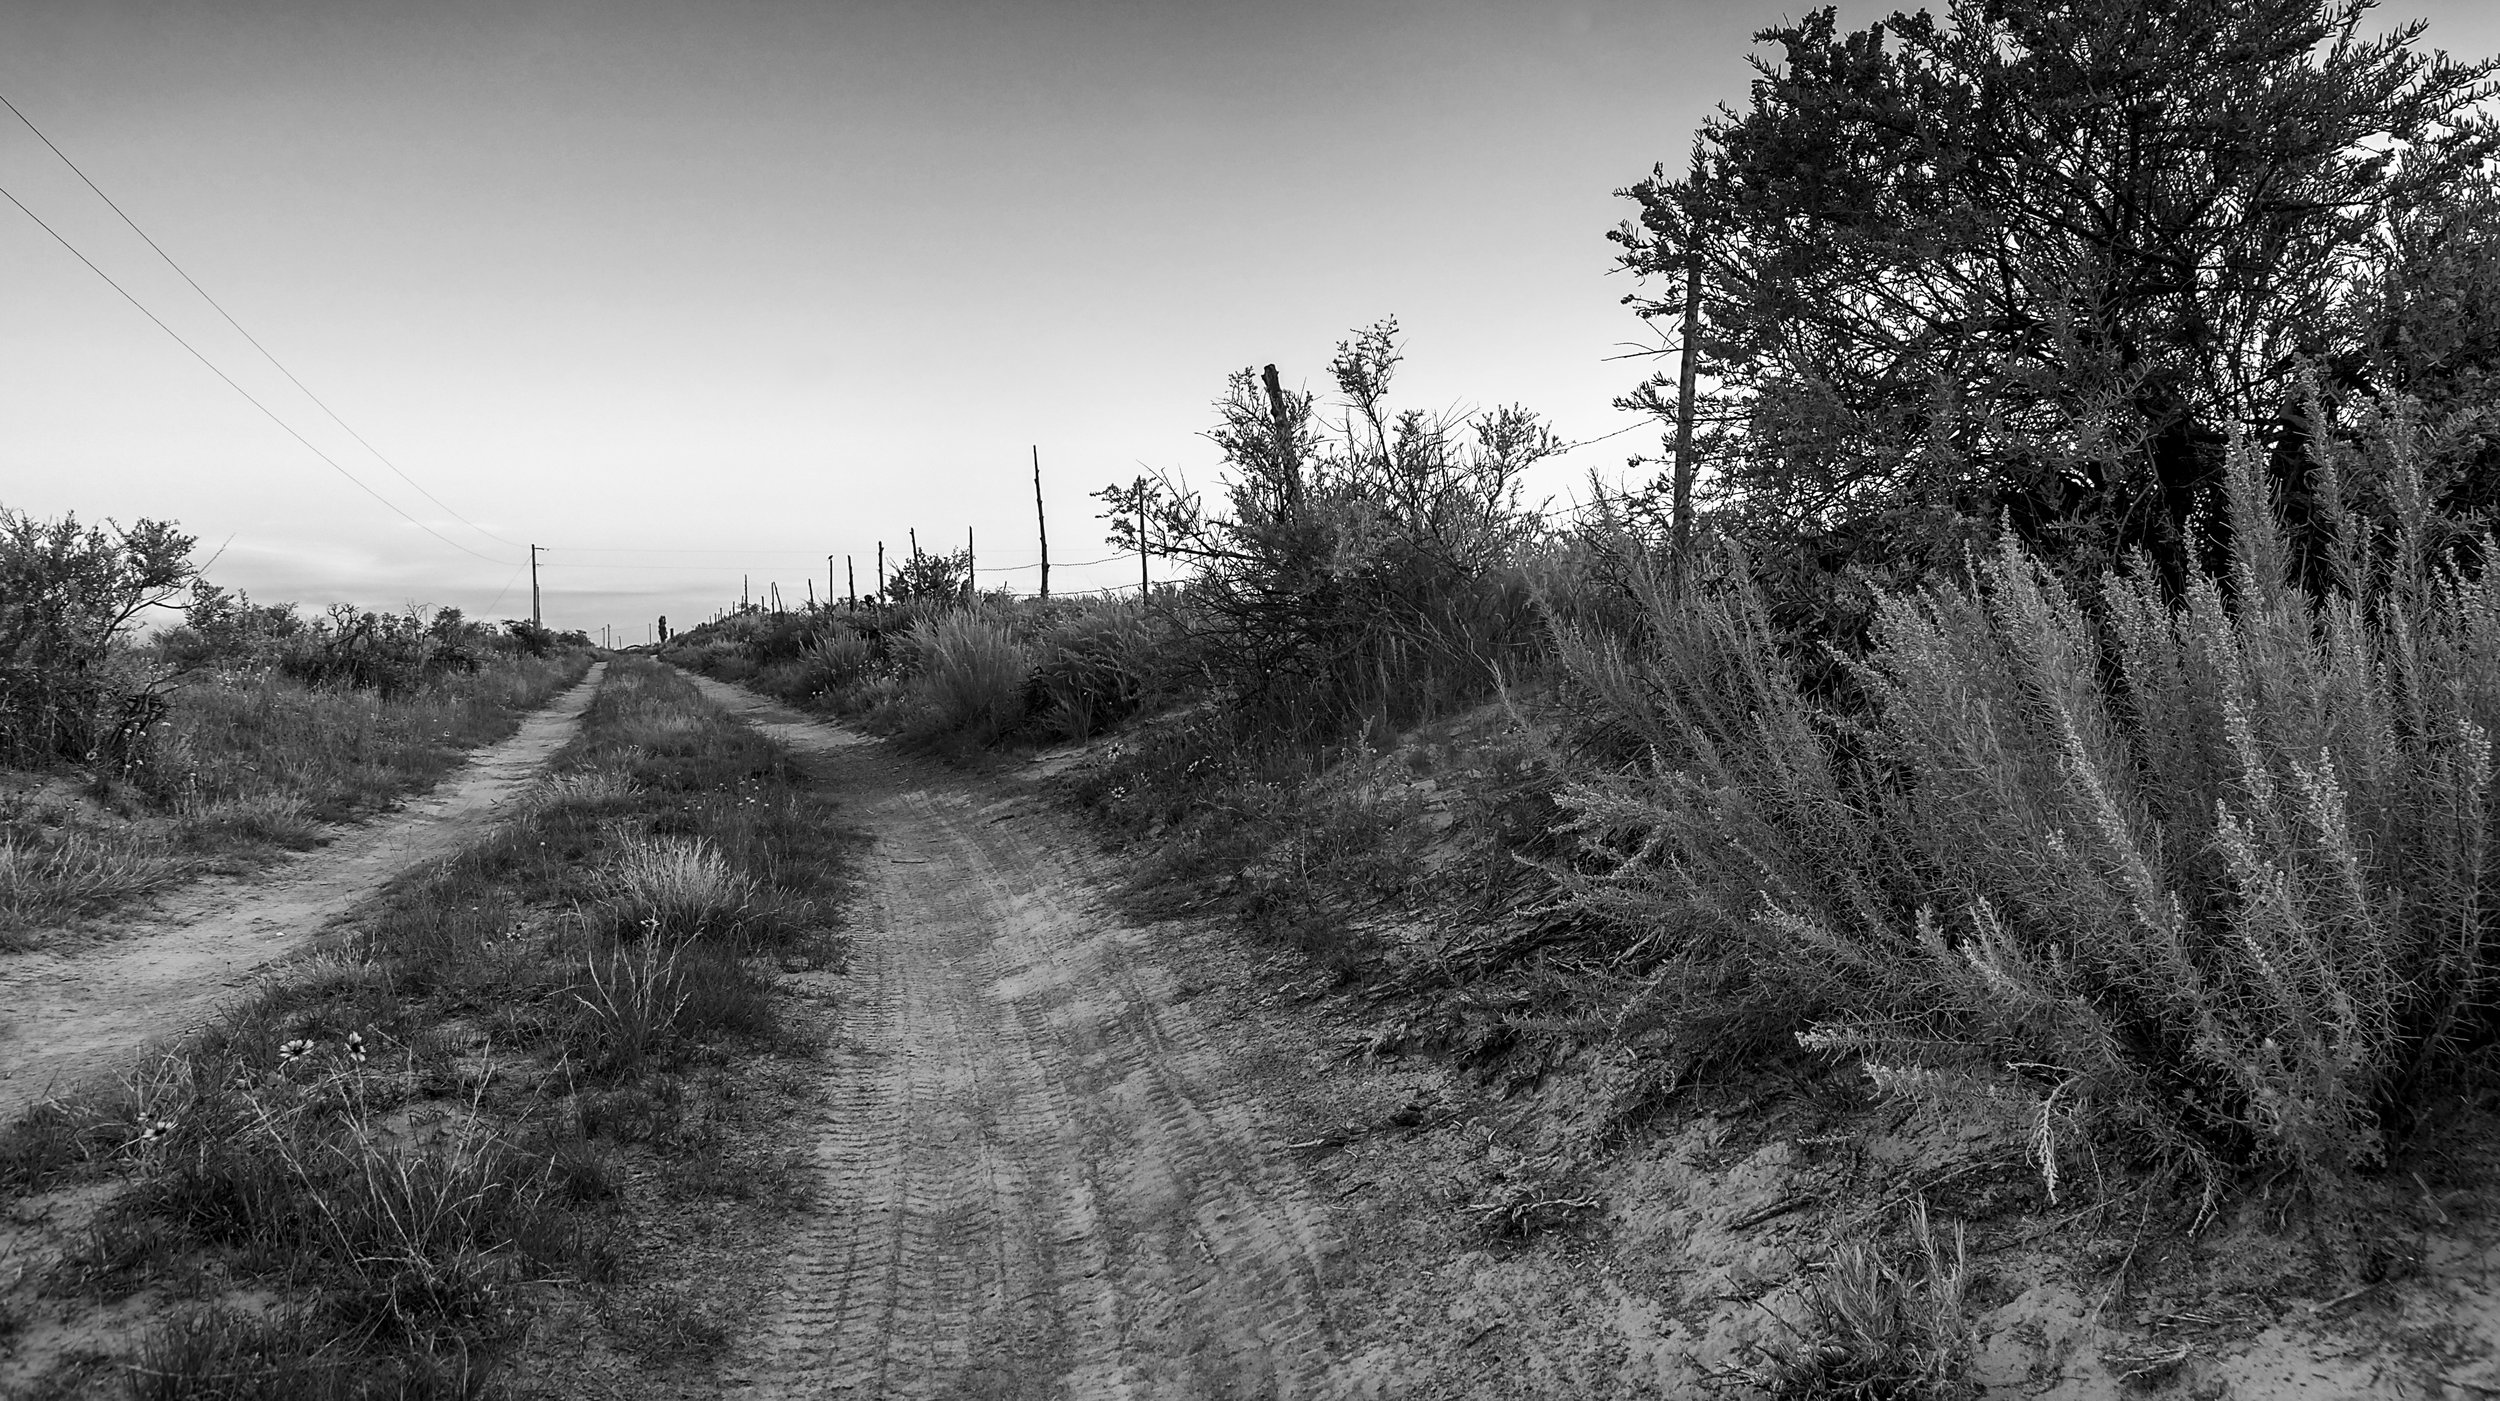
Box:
1026, 600, 1165, 741
275, 605, 478, 696
1119, 319, 1555, 737
1557, 427, 2500, 1186
0, 509, 193, 769
159, 585, 306, 670
886, 546, 971, 602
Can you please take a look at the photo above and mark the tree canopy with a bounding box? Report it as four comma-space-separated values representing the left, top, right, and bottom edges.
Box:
1617, 0, 2500, 586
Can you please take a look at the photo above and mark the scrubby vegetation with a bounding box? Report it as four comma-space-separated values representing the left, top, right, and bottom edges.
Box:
676, 328, 2500, 1208
665, 0, 2500, 1292
0, 509, 592, 946
0, 659, 858, 1396
450, 0, 2500, 1387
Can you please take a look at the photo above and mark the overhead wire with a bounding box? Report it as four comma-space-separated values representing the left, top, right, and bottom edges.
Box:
0, 177, 519, 567
0, 89, 525, 553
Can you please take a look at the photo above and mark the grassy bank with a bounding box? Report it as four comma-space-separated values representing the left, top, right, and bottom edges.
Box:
0, 653, 590, 948
0, 658, 860, 1398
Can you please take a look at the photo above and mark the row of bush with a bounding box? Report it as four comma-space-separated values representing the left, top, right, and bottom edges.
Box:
667, 592, 1176, 751
167, 589, 582, 695
0, 507, 601, 944
0, 504, 588, 775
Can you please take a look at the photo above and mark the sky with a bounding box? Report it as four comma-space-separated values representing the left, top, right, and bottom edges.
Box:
7, 0, 2500, 641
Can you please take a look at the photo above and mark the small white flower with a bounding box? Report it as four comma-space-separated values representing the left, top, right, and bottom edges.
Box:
278, 1038, 317, 1064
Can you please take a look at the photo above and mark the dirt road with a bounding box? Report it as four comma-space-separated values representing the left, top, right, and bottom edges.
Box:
686, 677, 1340, 1401
0, 664, 605, 1121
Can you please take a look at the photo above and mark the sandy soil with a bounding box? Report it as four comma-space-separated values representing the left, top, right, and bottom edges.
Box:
0, 663, 605, 1122
684, 677, 1338, 1400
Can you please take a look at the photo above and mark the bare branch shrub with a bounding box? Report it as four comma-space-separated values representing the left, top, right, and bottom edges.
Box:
1123, 318, 1556, 737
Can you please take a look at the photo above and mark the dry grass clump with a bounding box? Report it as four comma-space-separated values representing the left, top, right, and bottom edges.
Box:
906, 610, 1031, 746
521, 769, 636, 811
601, 834, 755, 938
0, 828, 178, 927
1741, 1201, 1975, 1399
127, 1303, 445, 1401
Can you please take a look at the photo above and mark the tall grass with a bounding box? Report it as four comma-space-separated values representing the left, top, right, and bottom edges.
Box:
907, 610, 1030, 745
0, 652, 586, 946
1558, 430, 2500, 1184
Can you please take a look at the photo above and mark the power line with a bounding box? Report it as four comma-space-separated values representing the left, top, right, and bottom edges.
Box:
545, 545, 868, 557
0, 89, 524, 553
976, 552, 1129, 574
0, 177, 519, 567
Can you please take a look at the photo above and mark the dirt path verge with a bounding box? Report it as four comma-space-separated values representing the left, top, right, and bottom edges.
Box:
0, 663, 606, 1121
682, 676, 1339, 1400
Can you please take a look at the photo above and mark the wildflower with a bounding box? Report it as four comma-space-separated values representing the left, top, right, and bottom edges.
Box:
1108, 786, 1129, 802
279, 1038, 317, 1064
346, 1031, 367, 1063
136, 1117, 176, 1143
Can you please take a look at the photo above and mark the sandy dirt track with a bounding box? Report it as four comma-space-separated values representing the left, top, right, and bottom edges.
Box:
0, 663, 605, 1122
685, 676, 1340, 1401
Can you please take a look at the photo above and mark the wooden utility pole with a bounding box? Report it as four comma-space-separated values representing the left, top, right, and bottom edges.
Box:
529, 544, 542, 629
966, 527, 975, 599
909, 527, 919, 561
1670, 210, 1705, 600
742, 575, 750, 612
1033, 446, 1050, 600
827, 555, 836, 610
876, 542, 886, 603
847, 555, 856, 611
1137, 485, 1149, 595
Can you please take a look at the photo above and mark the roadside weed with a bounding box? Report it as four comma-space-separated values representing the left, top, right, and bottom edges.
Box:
1743, 1199, 1975, 1400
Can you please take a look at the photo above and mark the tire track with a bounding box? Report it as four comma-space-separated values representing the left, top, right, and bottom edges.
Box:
690, 677, 1336, 1401
0, 663, 607, 1122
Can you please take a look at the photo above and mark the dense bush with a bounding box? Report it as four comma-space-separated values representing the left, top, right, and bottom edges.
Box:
0, 509, 194, 769
1117, 319, 1555, 736
666, 592, 1177, 750
1555, 427, 2500, 1185
1025, 599, 1161, 740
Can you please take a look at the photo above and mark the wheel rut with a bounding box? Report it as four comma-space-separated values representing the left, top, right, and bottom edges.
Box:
689, 676, 1338, 1401
0, 663, 607, 1121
